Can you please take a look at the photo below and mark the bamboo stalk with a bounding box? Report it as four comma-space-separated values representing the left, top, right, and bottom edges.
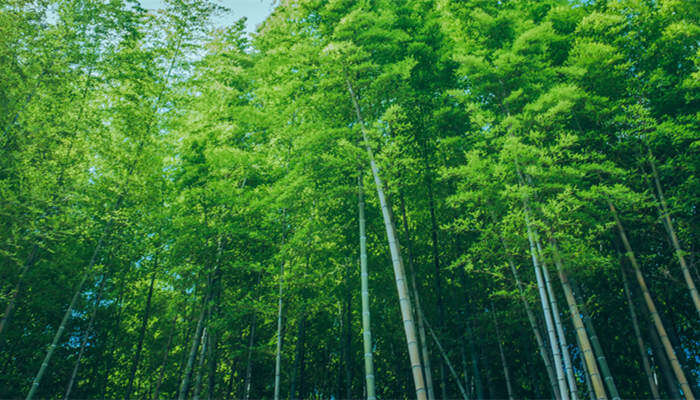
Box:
346, 74, 427, 400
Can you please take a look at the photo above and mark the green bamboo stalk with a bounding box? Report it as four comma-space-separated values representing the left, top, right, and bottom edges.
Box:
536, 239, 579, 400
647, 153, 700, 317
620, 261, 661, 399
549, 242, 607, 400
500, 237, 560, 400
607, 200, 694, 400
358, 173, 377, 400
523, 212, 569, 400
346, 74, 426, 400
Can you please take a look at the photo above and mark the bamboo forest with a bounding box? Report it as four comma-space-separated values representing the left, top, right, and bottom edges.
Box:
1, 0, 699, 399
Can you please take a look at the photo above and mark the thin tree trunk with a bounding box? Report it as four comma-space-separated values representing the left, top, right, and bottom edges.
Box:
647, 153, 700, 317
337, 305, 344, 400
243, 312, 257, 400
26, 236, 104, 400
206, 240, 223, 400
523, 213, 569, 400
344, 289, 353, 400
548, 242, 607, 400
536, 239, 578, 400
621, 261, 660, 399
290, 312, 306, 400
648, 321, 681, 400
64, 275, 106, 400
579, 333, 595, 400
423, 160, 447, 400
460, 268, 483, 400
346, 74, 426, 400
126, 270, 158, 400
178, 294, 208, 400
273, 259, 285, 400
206, 320, 217, 400
153, 315, 177, 400
101, 282, 126, 398
460, 339, 470, 400
607, 200, 694, 399
500, 237, 560, 400
423, 314, 468, 400
193, 328, 208, 400
358, 174, 377, 400
399, 193, 435, 400
490, 303, 514, 400
176, 297, 196, 397
572, 283, 620, 400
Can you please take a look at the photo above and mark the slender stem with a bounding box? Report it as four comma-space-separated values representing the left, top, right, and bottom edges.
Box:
500, 236, 560, 400
345, 73, 426, 400
423, 313, 469, 400
608, 200, 694, 399
549, 241, 608, 400
620, 260, 661, 399
523, 211, 569, 400
64, 276, 106, 400
273, 258, 285, 400
647, 153, 700, 317
358, 173, 377, 400
536, 239, 579, 400
490, 303, 515, 400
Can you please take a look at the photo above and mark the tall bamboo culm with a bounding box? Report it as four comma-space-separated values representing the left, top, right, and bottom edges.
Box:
358, 173, 377, 400
346, 74, 427, 400
608, 200, 694, 400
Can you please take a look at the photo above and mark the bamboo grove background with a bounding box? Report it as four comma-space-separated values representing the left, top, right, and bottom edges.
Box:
0, 0, 698, 399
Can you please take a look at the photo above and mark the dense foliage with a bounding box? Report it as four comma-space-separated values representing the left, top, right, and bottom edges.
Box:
1, 0, 698, 399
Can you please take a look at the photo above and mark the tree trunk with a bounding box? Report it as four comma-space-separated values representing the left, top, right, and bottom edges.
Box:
346, 74, 426, 400
490, 303, 514, 400
126, 270, 157, 400
423, 314, 468, 400
621, 261, 660, 399
101, 282, 126, 398
193, 328, 208, 400
153, 315, 177, 400
607, 200, 693, 399
536, 239, 578, 400
290, 312, 306, 400
26, 236, 104, 400
460, 339, 470, 399
469, 321, 483, 400
572, 283, 620, 400
523, 213, 569, 400
178, 294, 208, 400
579, 333, 595, 400
243, 312, 257, 400
459, 268, 483, 400
647, 153, 700, 317
548, 241, 607, 400
358, 174, 377, 400
273, 259, 285, 400
344, 290, 353, 400
207, 240, 223, 400
176, 298, 196, 397
423, 158, 447, 400
500, 237, 560, 400
399, 193, 435, 400
648, 321, 681, 400
64, 275, 106, 400
207, 262, 222, 400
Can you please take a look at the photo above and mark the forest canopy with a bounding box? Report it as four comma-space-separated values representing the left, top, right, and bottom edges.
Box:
0, 0, 698, 399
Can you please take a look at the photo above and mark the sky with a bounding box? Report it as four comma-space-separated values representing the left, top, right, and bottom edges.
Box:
138, 0, 276, 33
